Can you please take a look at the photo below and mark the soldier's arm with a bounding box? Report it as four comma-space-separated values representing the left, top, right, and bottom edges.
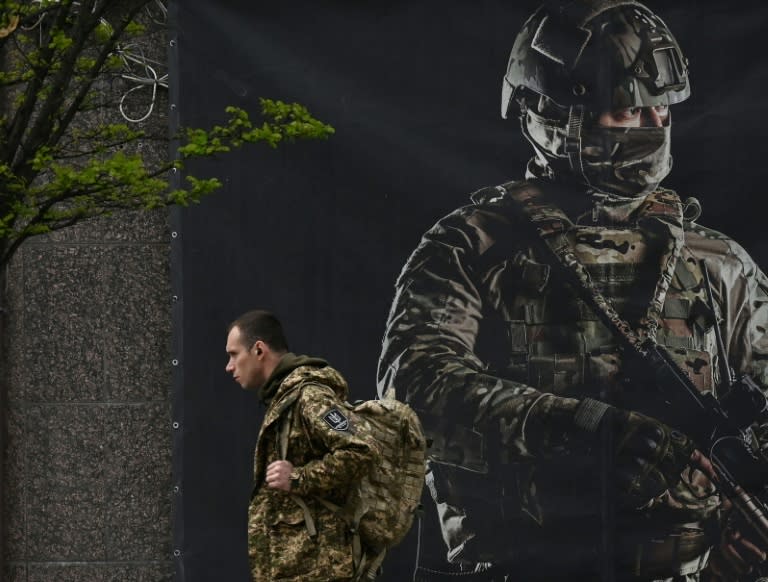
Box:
288, 384, 381, 498
725, 247, 768, 400
701, 234, 768, 436
696, 234, 768, 575
733, 258, 768, 449
377, 206, 580, 461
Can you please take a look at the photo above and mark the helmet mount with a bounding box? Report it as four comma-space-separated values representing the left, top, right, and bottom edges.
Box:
502, 1, 690, 118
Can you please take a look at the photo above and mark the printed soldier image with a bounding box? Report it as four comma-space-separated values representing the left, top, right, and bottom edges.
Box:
225, 310, 380, 581
378, 1, 768, 581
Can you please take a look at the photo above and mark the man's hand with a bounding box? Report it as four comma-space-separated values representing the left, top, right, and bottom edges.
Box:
705, 496, 768, 580
265, 460, 294, 492
706, 523, 768, 580
690, 449, 716, 481
691, 451, 768, 580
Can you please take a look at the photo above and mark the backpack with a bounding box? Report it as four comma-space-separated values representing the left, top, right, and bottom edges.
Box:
279, 386, 427, 581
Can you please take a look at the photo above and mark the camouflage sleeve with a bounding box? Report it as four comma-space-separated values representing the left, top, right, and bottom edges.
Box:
691, 228, 768, 444
290, 384, 380, 498
723, 249, 768, 387
377, 205, 580, 464
717, 239, 768, 445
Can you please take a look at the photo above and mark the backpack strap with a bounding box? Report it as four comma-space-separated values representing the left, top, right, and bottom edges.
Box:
313, 496, 373, 579
277, 396, 318, 538
281, 382, 385, 580
277, 381, 373, 578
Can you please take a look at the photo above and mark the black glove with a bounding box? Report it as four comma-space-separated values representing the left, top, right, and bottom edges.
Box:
574, 398, 695, 505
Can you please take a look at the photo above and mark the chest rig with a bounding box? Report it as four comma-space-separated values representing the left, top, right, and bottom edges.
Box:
473, 182, 719, 403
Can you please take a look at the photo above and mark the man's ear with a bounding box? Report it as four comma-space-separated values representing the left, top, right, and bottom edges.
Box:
252, 340, 264, 356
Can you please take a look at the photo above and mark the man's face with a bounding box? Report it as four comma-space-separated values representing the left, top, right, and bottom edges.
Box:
597, 105, 670, 128
225, 326, 266, 390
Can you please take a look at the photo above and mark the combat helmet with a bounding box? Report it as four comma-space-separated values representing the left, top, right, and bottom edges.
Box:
502, 1, 690, 197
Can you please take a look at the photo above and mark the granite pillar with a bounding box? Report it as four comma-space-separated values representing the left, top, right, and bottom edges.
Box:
1, 211, 174, 582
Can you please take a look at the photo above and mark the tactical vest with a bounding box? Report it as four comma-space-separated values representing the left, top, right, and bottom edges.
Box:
472, 183, 720, 405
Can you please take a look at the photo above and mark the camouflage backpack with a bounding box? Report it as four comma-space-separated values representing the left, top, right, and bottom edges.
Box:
279, 386, 427, 581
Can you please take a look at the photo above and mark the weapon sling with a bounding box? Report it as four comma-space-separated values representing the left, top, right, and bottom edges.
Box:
498, 185, 768, 551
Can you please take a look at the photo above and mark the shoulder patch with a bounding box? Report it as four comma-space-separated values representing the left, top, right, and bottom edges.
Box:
322, 408, 349, 431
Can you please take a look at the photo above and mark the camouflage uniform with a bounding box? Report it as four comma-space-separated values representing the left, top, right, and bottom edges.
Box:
377, 178, 768, 581
249, 354, 380, 582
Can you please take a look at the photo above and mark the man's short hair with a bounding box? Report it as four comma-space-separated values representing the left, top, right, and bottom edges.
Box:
228, 310, 289, 353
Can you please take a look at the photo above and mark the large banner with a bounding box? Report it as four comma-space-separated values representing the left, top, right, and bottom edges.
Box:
173, 1, 768, 580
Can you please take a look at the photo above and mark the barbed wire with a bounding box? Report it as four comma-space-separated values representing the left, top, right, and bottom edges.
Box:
20, 0, 169, 123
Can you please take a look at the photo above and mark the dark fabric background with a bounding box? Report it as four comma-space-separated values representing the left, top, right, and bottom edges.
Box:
173, 1, 768, 580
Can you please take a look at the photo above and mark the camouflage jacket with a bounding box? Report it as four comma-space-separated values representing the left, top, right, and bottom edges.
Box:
377, 179, 768, 576
249, 355, 380, 582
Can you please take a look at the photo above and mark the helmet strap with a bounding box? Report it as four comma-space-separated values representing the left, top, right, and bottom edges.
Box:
519, 110, 556, 179
565, 105, 587, 180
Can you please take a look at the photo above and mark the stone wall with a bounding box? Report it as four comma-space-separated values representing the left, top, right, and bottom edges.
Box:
1, 6, 175, 576
2, 207, 174, 582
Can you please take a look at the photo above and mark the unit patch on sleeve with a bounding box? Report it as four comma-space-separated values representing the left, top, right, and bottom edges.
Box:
322, 408, 349, 431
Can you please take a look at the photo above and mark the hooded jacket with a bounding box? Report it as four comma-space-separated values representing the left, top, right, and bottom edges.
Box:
248, 354, 380, 582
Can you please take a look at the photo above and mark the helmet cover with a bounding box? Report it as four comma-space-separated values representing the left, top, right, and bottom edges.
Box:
503, 1, 689, 196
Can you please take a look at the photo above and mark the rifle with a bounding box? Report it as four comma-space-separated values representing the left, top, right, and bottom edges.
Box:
621, 334, 768, 548
565, 250, 768, 548
503, 185, 768, 551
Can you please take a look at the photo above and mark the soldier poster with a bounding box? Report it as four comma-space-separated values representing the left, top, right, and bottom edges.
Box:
173, 1, 768, 580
